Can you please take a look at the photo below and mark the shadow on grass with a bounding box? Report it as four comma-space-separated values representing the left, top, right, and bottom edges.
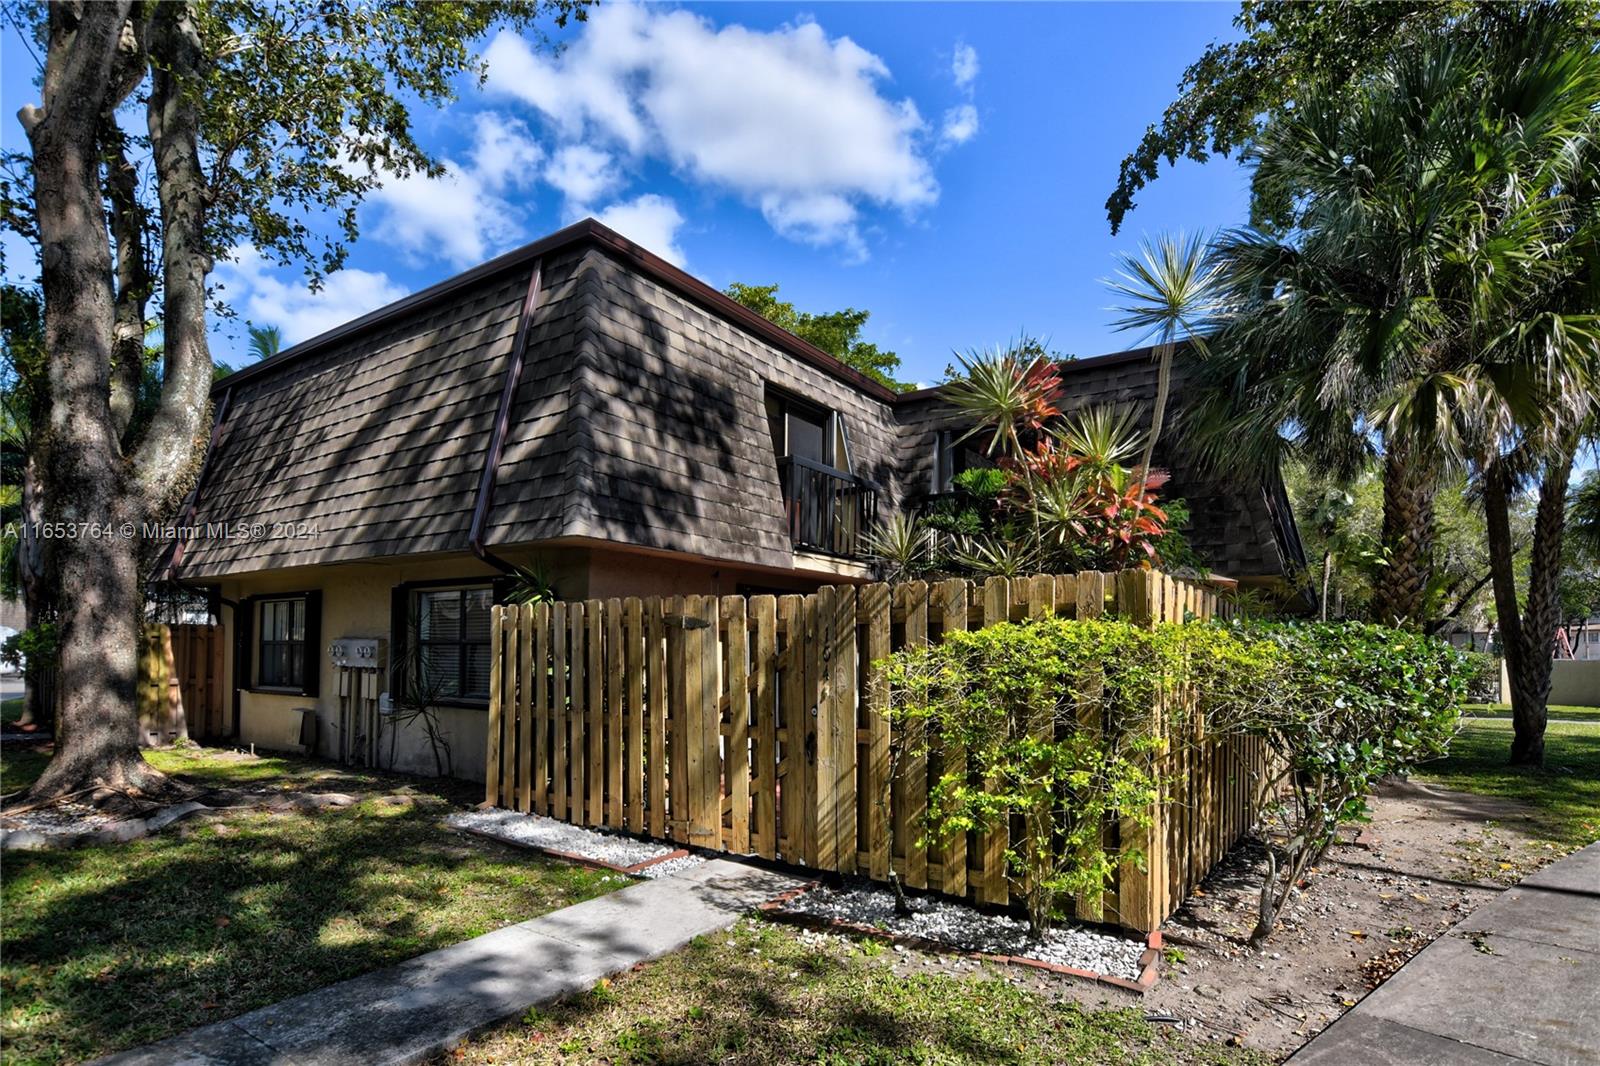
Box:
1, 754, 615, 1066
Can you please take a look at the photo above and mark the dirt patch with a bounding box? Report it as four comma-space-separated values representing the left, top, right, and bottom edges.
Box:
873, 778, 1562, 1062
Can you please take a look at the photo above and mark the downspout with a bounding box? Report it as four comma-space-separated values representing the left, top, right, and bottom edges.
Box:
469, 260, 545, 574
165, 385, 233, 578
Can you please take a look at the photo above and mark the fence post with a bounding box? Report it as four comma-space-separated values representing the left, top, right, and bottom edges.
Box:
935, 577, 968, 898
486, 607, 503, 806
861, 582, 892, 880
976, 576, 1011, 906
1114, 569, 1163, 931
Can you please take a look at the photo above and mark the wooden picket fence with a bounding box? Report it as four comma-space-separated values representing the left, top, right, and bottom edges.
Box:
485, 570, 1267, 933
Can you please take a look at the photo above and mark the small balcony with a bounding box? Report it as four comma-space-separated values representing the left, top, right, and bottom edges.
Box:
777, 455, 879, 558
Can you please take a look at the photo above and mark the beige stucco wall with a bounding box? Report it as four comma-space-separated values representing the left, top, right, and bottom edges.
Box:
1497, 659, 1600, 707
212, 543, 858, 783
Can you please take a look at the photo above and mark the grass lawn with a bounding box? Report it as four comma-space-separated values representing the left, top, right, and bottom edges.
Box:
2, 693, 22, 725
447, 920, 1265, 1066
1, 746, 619, 1066
1462, 702, 1600, 723
1423, 719, 1600, 850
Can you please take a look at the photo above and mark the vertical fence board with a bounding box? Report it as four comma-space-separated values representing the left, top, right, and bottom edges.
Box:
778, 594, 804, 862
606, 599, 624, 828
753, 596, 779, 860
976, 576, 1011, 905
552, 602, 569, 821
935, 578, 968, 898
862, 583, 892, 881
625, 597, 645, 834
900, 582, 929, 890
646, 597, 667, 839
568, 602, 587, 826
533, 603, 550, 815
585, 600, 605, 827
486, 607, 503, 807
518, 603, 535, 812
724, 595, 751, 854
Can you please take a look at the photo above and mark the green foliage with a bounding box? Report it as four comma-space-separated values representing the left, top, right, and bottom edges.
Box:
884, 618, 1190, 935
941, 340, 1064, 458
1106, 2, 1523, 234
246, 324, 283, 362
882, 613, 1469, 942
862, 512, 934, 581
723, 282, 908, 390
500, 561, 559, 606
1, 621, 58, 674
1208, 621, 1469, 940
1459, 650, 1502, 703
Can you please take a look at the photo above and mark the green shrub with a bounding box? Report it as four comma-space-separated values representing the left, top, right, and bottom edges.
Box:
1206, 621, 1468, 941
1458, 649, 1501, 703
883, 617, 1266, 935
878, 615, 1467, 942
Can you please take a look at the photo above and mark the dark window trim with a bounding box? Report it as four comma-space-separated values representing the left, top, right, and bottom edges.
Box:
242, 589, 322, 697
764, 385, 839, 470
391, 577, 497, 711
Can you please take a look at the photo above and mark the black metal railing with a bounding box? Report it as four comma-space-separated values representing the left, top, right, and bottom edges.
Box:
778, 455, 878, 558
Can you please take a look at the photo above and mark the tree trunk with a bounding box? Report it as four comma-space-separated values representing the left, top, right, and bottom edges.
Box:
19, 1, 165, 800
1320, 550, 1333, 622
1508, 447, 1575, 766
1371, 447, 1437, 626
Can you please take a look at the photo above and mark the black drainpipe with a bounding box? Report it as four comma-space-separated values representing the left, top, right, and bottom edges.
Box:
469, 259, 545, 575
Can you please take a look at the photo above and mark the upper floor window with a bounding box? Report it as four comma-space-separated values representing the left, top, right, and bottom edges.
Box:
764, 387, 852, 473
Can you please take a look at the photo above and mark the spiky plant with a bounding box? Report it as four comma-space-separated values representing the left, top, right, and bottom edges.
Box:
942, 339, 1064, 459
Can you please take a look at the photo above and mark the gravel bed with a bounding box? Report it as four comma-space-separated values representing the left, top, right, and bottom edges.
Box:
634, 854, 708, 879
781, 884, 1148, 980
447, 808, 684, 869
1, 801, 117, 834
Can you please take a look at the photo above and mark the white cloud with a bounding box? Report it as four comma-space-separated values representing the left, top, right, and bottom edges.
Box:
951, 42, 979, 91
358, 110, 543, 268
484, 5, 938, 256
545, 145, 622, 211
940, 103, 979, 147
594, 194, 687, 266
215, 246, 409, 348
469, 112, 544, 190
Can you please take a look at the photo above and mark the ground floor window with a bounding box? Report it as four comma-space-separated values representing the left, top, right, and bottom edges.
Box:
413, 586, 494, 700
257, 597, 307, 689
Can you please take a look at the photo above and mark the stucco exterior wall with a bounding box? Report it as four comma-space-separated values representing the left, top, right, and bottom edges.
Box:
212, 543, 856, 783
1497, 659, 1600, 707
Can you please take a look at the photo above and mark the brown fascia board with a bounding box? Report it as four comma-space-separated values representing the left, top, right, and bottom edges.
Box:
214, 217, 900, 403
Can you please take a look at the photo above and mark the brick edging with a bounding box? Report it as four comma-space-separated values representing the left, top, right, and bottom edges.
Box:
756, 884, 1162, 993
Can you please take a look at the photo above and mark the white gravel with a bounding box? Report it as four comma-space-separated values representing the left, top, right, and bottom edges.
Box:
781, 884, 1148, 980
634, 854, 708, 879
448, 808, 688, 870
1, 801, 117, 834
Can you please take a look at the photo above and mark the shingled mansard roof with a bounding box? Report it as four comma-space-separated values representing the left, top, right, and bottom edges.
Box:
175, 218, 1303, 583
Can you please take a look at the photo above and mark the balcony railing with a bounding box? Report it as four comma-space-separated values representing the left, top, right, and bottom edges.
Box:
778, 455, 879, 558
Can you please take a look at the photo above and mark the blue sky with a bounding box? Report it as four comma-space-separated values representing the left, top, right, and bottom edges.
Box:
2, 2, 1253, 386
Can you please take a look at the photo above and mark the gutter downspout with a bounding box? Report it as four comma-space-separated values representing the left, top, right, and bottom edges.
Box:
469, 259, 545, 574
165, 385, 233, 578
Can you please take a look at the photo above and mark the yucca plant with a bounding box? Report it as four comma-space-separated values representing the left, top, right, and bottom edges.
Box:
942, 338, 1064, 459
863, 512, 934, 581
1104, 231, 1219, 501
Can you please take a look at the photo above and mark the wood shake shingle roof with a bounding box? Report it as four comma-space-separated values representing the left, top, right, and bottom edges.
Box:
176, 219, 1303, 584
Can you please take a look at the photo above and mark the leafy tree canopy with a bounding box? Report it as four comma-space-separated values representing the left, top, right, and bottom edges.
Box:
724, 282, 909, 391
1105, 1, 1600, 234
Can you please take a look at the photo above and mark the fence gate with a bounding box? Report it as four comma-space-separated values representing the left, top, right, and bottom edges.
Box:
485, 570, 1266, 934
138, 622, 226, 745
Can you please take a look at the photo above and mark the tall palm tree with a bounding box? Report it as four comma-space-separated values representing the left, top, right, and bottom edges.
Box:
1192, 8, 1600, 641
1104, 232, 1220, 503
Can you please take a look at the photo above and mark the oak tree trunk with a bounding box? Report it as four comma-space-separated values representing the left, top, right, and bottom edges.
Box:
18, 1, 212, 801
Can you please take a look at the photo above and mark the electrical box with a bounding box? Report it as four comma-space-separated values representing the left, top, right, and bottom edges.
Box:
330, 637, 386, 670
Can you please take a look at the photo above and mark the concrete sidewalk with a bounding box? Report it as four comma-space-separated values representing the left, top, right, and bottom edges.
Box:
94, 859, 799, 1066
1290, 841, 1600, 1066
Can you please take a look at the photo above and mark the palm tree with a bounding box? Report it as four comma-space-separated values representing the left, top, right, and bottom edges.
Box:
1192, 7, 1600, 762
1104, 231, 1220, 503
247, 323, 283, 362
1192, 9, 1600, 638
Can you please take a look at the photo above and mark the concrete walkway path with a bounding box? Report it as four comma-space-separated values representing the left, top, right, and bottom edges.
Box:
94, 859, 800, 1066
1289, 841, 1600, 1065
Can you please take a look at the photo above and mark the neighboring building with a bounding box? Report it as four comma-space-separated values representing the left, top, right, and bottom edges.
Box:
168, 218, 1304, 778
